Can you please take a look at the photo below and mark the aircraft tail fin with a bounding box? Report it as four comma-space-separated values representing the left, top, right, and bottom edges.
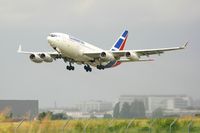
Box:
110, 30, 128, 51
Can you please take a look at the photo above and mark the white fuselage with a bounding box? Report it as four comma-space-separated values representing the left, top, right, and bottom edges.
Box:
47, 33, 106, 66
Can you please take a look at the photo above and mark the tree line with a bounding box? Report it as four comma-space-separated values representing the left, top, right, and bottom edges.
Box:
113, 100, 146, 118
38, 112, 70, 120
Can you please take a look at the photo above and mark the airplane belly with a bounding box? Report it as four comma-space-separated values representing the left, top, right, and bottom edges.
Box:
59, 41, 91, 62
61, 43, 79, 57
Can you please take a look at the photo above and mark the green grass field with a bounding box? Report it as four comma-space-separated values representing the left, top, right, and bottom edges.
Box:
0, 116, 200, 133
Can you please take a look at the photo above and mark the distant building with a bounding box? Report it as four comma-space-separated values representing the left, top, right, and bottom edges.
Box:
40, 107, 79, 114
0, 100, 38, 119
147, 95, 192, 112
119, 95, 192, 116
193, 99, 200, 108
40, 108, 68, 115
77, 100, 113, 112
65, 111, 111, 119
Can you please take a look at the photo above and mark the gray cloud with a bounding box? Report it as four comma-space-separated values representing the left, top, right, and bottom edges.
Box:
0, 0, 199, 107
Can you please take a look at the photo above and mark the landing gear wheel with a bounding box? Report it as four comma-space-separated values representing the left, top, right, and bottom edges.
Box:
97, 65, 104, 70
71, 66, 75, 70
84, 65, 87, 70
84, 65, 92, 72
88, 68, 92, 72
66, 63, 75, 71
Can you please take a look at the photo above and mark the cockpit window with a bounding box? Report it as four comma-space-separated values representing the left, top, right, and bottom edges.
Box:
49, 34, 58, 37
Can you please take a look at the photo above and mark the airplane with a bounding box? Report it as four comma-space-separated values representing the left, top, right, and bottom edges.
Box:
17, 30, 188, 72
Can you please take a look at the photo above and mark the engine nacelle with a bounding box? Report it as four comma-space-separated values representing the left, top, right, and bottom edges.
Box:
100, 51, 115, 61
125, 52, 139, 61
40, 53, 53, 62
29, 54, 43, 63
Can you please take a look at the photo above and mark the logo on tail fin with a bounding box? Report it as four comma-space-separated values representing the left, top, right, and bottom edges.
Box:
110, 30, 128, 51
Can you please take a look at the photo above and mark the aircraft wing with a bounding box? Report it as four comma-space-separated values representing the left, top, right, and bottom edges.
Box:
112, 42, 188, 57
134, 42, 188, 56
83, 42, 188, 59
17, 45, 61, 59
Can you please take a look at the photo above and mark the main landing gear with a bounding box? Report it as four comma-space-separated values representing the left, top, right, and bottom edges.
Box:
84, 65, 92, 72
66, 62, 75, 71
96, 65, 105, 70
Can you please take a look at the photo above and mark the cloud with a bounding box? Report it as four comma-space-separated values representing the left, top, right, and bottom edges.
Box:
0, 0, 200, 107
0, 0, 199, 28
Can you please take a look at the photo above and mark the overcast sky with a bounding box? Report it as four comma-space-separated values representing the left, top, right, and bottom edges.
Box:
1, 0, 200, 108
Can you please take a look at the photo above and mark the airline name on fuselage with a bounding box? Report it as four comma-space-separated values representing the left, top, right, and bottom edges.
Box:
69, 36, 85, 45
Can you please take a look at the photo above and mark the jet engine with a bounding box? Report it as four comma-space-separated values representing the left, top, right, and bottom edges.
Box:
100, 51, 115, 61
40, 53, 53, 62
125, 52, 139, 61
29, 54, 43, 63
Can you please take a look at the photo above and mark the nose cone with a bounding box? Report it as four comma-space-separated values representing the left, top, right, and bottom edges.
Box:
47, 36, 52, 43
47, 36, 55, 47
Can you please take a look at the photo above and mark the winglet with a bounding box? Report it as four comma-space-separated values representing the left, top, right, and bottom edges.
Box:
181, 42, 189, 49
17, 45, 22, 53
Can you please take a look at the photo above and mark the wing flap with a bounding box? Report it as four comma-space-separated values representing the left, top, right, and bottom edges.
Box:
83, 52, 101, 59
76, 42, 188, 60
111, 42, 188, 57
119, 59, 154, 62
